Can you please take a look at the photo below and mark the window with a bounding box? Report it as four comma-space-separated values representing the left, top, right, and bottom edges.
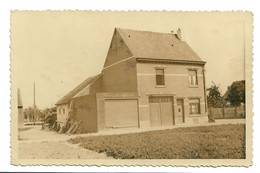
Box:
156, 69, 165, 86
59, 108, 61, 114
188, 70, 198, 86
189, 98, 200, 115
63, 108, 65, 114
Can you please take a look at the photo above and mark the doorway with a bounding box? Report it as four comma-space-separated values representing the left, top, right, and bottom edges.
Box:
149, 96, 174, 127
176, 99, 184, 124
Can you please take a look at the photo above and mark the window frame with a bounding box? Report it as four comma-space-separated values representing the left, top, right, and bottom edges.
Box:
155, 68, 165, 86
189, 98, 201, 116
188, 69, 198, 87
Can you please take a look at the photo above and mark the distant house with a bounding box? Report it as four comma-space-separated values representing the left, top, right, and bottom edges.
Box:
55, 28, 208, 133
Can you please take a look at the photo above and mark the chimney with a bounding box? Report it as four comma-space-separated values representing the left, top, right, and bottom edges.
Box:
177, 28, 182, 40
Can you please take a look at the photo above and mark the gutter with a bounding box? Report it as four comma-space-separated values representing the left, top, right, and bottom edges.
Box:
136, 58, 206, 65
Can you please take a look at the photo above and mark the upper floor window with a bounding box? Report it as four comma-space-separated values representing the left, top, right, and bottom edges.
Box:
59, 108, 61, 114
188, 70, 198, 86
63, 108, 65, 114
156, 69, 165, 86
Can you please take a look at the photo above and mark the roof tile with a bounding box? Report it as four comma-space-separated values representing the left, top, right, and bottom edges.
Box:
117, 28, 203, 62
55, 74, 101, 105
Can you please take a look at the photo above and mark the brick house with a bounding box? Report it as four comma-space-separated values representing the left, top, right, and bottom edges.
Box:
55, 28, 208, 133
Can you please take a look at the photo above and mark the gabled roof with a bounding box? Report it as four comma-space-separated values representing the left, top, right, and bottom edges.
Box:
55, 74, 101, 105
116, 28, 204, 62
73, 74, 102, 98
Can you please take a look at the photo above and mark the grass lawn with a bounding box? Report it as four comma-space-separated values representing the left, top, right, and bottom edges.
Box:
69, 124, 245, 159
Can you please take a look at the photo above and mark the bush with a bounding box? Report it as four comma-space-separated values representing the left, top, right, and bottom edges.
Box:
45, 112, 57, 127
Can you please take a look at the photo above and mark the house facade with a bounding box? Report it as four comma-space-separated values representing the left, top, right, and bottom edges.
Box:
55, 28, 208, 133
56, 103, 69, 124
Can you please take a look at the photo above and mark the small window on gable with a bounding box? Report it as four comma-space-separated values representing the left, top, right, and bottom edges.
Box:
59, 108, 61, 114
120, 39, 124, 45
188, 70, 198, 86
156, 69, 165, 86
63, 108, 65, 114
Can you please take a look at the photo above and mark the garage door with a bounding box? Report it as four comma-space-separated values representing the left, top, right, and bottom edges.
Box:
104, 99, 139, 128
149, 96, 174, 127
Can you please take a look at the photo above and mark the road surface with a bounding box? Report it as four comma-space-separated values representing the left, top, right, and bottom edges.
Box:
18, 126, 111, 159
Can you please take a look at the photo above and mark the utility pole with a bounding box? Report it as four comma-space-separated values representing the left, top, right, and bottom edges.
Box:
33, 82, 36, 123
243, 20, 246, 117
17, 88, 24, 128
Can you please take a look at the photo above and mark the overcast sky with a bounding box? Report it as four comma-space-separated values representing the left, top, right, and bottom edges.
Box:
11, 11, 251, 109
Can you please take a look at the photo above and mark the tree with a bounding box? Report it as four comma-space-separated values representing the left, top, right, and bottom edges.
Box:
226, 80, 245, 106
225, 80, 245, 117
23, 107, 34, 122
206, 82, 223, 122
23, 106, 44, 122
207, 82, 223, 108
44, 107, 57, 128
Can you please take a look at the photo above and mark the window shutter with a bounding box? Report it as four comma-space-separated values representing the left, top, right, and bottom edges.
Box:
192, 75, 197, 85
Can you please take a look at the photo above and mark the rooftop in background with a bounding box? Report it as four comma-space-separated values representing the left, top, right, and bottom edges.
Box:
55, 74, 101, 105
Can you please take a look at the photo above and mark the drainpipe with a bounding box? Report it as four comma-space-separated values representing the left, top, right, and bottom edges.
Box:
202, 65, 207, 113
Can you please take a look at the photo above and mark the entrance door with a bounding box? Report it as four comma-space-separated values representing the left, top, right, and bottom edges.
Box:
149, 96, 173, 127
176, 99, 184, 124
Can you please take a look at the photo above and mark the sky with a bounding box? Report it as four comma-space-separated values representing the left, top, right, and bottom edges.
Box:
11, 11, 251, 109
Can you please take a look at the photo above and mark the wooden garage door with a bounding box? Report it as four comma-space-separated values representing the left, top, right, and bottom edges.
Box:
104, 99, 138, 128
149, 96, 174, 127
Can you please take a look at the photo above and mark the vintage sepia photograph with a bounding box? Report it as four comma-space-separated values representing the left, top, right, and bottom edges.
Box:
10, 11, 253, 166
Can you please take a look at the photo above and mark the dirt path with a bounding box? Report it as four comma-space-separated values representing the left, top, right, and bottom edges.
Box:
19, 141, 110, 159
18, 126, 111, 159
19, 125, 72, 142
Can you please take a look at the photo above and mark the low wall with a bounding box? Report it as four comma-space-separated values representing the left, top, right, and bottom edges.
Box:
210, 106, 245, 119
185, 116, 208, 125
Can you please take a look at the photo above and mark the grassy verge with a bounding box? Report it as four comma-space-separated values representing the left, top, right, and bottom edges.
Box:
69, 124, 245, 159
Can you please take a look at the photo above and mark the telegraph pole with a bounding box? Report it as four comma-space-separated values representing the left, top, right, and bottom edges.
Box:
243, 20, 246, 117
33, 82, 36, 123
17, 88, 24, 128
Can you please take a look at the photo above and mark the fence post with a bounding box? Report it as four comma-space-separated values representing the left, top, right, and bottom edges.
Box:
222, 105, 225, 118
208, 105, 212, 122
235, 106, 238, 118
244, 103, 246, 118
